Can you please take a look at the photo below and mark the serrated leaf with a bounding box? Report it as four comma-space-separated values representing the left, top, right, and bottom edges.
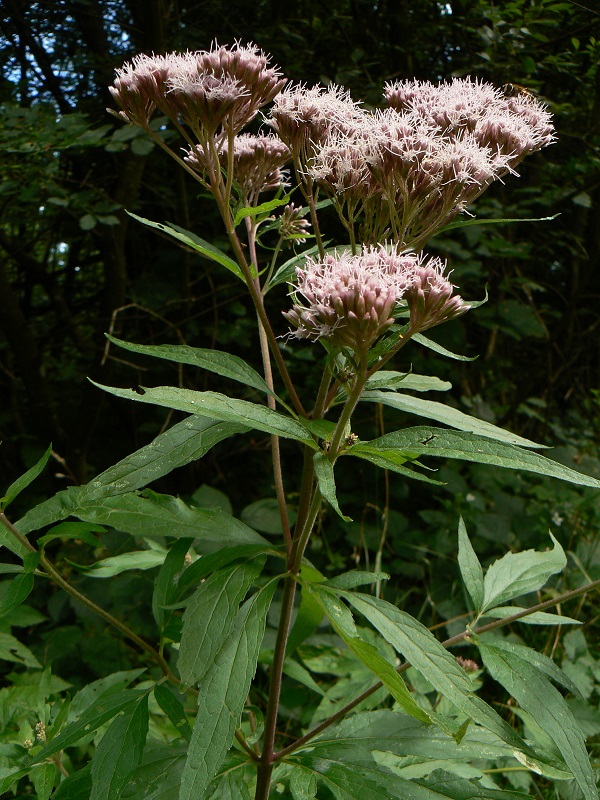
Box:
76, 548, 166, 578
175, 544, 278, 599
364, 372, 451, 393
177, 558, 264, 689
90, 693, 149, 800
0, 631, 41, 667
106, 337, 277, 401
126, 214, 243, 280
31, 762, 55, 800
478, 641, 597, 800
0, 572, 34, 616
154, 685, 192, 741
349, 427, 600, 488
153, 539, 193, 630
289, 767, 318, 799
206, 767, 252, 799
179, 582, 277, 800
233, 193, 291, 226
16, 416, 248, 535
482, 534, 566, 612
120, 743, 187, 800
91, 382, 316, 446
1, 444, 52, 509
313, 453, 351, 521
480, 606, 581, 626
457, 519, 484, 611
362, 391, 544, 449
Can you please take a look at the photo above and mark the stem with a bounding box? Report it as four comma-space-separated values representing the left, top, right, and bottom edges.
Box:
274, 576, 600, 760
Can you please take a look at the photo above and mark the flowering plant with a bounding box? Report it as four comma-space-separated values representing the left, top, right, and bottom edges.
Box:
1, 42, 599, 800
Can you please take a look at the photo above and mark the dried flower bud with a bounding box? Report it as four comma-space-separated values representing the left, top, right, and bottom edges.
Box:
279, 203, 311, 244
456, 657, 480, 673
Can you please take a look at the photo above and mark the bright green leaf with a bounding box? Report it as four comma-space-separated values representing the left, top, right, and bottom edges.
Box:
286, 584, 325, 656
38, 521, 105, 549
0, 572, 34, 617
412, 333, 477, 361
480, 606, 581, 626
289, 767, 318, 800
322, 571, 390, 590
1, 444, 52, 509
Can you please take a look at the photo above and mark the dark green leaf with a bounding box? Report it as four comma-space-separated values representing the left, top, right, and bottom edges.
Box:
120, 743, 186, 800
289, 767, 318, 799
441, 213, 559, 233
322, 571, 390, 590
52, 765, 92, 800
0, 767, 32, 794
89, 693, 149, 800
90, 382, 316, 445
31, 762, 55, 800
481, 534, 566, 612
457, 519, 484, 611
153, 684, 192, 741
480, 606, 580, 626
106, 337, 277, 401
286, 584, 325, 656
176, 544, 280, 598
0, 631, 41, 667
0, 572, 34, 617
361, 391, 545, 448
412, 333, 477, 361
313, 453, 351, 521
179, 582, 277, 800
350, 427, 600, 488
153, 538, 193, 630
346, 446, 443, 485
206, 767, 252, 799
478, 641, 597, 800
38, 522, 105, 549
178, 558, 265, 688
240, 498, 296, 535
0, 444, 52, 509
364, 372, 451, 393
266, 242, 329, 291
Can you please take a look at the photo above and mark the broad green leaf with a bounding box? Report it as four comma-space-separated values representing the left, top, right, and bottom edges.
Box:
154, 684, 192, 741
0, 631, 41, 667
153, 539, 193, 630
289, 767, 318, 800
52, 765, 92, 800
69, 669, 146, 720
179, 581, 277, 800
16, 416, 248, 535
293, 748, 397, 800
0, 572, 34, 616
63, 491, 266, 546
175, 544, 279, 598
314, 587, 431, 725
106, 336, 277, 401
38, 521, 105, 549
90, 693, 149, 800
126, 213, 243, 280
313, 453, 351, 521
364, 372, 451, 393
361, 391, 545, 449
323, 571, 390, 590
481, 606, 581, 626
177, 558, 265, 689
32, 690, 145, 762
412, 333, 477, 361
478, 641, 597, 800
1, 443, 52, 509
0, 564, 24, 574
481, 534, 566, 612
30, 762, 55, 800
91, 382, 316, 445
457, 519, 484, 611
240, 497, 296, 535
72, 548, 166, 578
286, 584, 325, 656
340, 592, 545, 765
0, 767, 30, 794
121, 743, 186, 800
349, 427, 600, 488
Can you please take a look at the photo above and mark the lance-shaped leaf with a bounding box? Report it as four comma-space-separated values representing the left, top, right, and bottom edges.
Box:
457, 519, 484, 612
52, 765, 92, 800
313, 453, 351, 521
91, 382, 316, 446
412, 333, 477, 361
179, 582, 277, 800
481, 534, 566, 612
346, 446, 443, 486
361, 391, 545, 449
348, 427, 600, 488
1, 444, 52, 510
339, 592, 553, 769
480, 607, 581, 626
16, 416, 247, 536
106, 336, 278, 401
478, 640, 597, 800
364, 372, 451, 393
119, 743, 187, 800
154, 685, 192, 742
153, 539, 193, 630
90, 692, 149, 800
177, 557, 264, 689
127, 213, 244, 280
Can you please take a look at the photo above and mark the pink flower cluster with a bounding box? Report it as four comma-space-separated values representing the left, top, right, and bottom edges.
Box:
284, 246, 469, 351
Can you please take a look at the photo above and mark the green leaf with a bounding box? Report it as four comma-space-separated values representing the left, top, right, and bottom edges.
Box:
126, 213, 243, 280
441, 213, 559, 233
364, 372, 451, 393
120, 744, 186, 800
1, 444, 52, 509
90, 693, 149, 800
266, 242, 327, 291
76, 548, 166, 578
206, 767, 252, 799
313, 453, 351, 521
233, 193, 291, 226
339, 592, 545, 765
32, 690, 145, 762
240, 498, 296, 535
175, 544, 279, 599
153, 684, 192, 741
283, 657, 326, 696
480, 606, 581, 626
177, 557, 265, 689
322, 571, 390, 590
286, 583, 325, 656
52, 765, 92, 800
0, 631, 41, 667
361, 391, 545, 449
349, 427, 600, 488
16, 416, 248, 535
481, 533, 566, 612
478, 641, 597, 800
38, 522, 105, 549
106, 337, 278, 401
0, 767, 30, 794
90, 382, 316, 445
0, 572, 34, 617
457, 519, 484, 611
412, 333, 477, 361
31, 762, 55, 800
68, 669, 146, 720
153, 539, 193, 630
179, 581, 277, 800
289, 767, 318, 799
347, 446, 443, 486
62, 491, 267, 546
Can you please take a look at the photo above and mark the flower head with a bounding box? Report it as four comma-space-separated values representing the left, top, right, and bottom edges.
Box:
284, 245, 469, 351
279, 202, 312, 244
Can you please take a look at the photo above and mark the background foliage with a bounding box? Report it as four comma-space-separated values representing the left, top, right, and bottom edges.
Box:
0, 1, 599, 797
